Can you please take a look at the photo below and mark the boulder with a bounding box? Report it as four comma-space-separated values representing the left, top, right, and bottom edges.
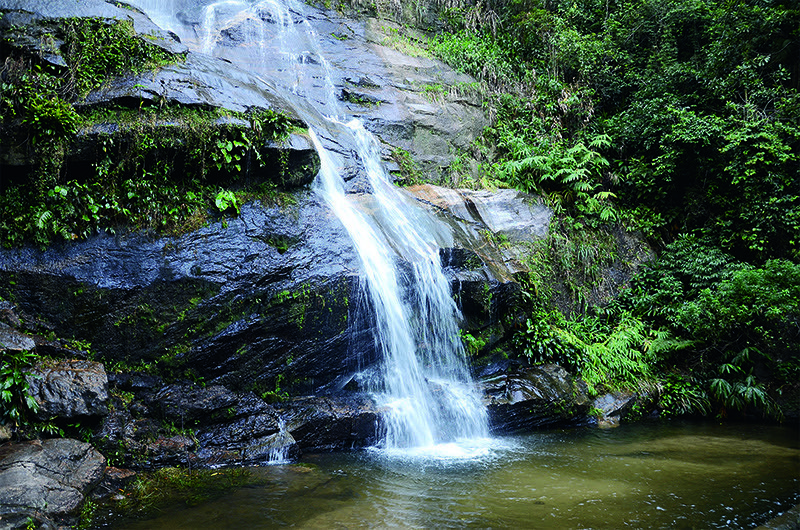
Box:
482, 364, 591, 433
277, 395, 381, 451
0, 438, 105, 525
26, 360, 108, 420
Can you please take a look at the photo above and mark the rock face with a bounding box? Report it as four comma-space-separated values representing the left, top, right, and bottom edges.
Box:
481, 363, 591, 433
94, 378, 378, 469
0, 0, 320, 190
0, 439, 105, 526
0, 198, 364, 394
27, 360, 109, 420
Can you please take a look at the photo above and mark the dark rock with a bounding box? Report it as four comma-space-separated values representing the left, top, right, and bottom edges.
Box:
277, 395, 380, 451
0, 197, 365, 394
96, 379, 302, 468
151, 384, 241, 424
143, 435, 196, 468
592, 391, 638, 428
482, 364, 591, 434
26, 360, 108, 420
0, 301, 21, 328
107, 372, 163, 393
90, 467, 137, 501
0, 439, 104, 525
196, 425, 300, 466
0, 323, 35, 352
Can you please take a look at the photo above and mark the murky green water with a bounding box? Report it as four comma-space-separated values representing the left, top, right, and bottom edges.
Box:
108, 421, 798, 529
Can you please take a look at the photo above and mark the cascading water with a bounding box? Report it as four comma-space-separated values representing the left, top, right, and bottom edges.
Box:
131, 0, 489, 454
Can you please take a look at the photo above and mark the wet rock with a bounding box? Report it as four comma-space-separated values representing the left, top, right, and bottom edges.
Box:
0, 0, 188, 60
96, 379, 301, 468
0, 301, 21, 328
0, 197, 364, 394
592, 391, 638, 428
151, 384, 241, 424
0, 439, 105, 525
0, 323, 35, 352
143, 435, 196, 468
81, 51, 294, 117
482, 364, 591, 433
277, 395, 380, 451
91, 467, 137, 502
26, 360, 108, 420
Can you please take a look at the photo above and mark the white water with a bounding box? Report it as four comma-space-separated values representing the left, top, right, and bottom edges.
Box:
130, 0, 489, 455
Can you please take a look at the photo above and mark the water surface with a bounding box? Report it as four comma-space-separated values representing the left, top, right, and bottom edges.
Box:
109, 420, 799, 529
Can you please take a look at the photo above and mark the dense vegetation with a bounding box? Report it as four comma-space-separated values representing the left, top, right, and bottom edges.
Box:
421, 0, 799, 419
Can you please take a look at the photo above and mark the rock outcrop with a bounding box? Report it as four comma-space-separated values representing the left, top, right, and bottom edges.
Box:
27, 360, 109, 420
0, 439, 105, 528
481, 363, 591, 433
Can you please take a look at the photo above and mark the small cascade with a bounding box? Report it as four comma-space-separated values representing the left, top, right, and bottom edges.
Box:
132, 0, 490, 454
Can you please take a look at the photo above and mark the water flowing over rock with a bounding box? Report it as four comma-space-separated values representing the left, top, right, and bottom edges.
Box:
0, 0, 635, 479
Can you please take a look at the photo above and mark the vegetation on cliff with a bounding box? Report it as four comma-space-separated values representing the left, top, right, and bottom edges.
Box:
419, 0, 799, 419
0, 15, 296, 247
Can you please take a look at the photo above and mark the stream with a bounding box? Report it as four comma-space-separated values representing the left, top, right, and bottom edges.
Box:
104, 420, 798, 528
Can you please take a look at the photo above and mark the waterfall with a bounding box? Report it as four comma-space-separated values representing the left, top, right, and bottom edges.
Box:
131, 0, 489, 454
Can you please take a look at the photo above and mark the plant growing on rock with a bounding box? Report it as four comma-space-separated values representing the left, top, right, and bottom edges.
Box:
0, 349, 40, 429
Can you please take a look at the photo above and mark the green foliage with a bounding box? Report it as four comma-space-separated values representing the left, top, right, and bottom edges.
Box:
428, 0, 799, 259
214, 189, 240, 215
391, 147, 422, 185
659, 373, 710, 417
62, 18, 177, 97
0, 103, 295, 246
615, 236, 798, 418
460, 330, 488, 357
514, 306, 676, 395
0, 16, 299, 247
0, 349, 40, 428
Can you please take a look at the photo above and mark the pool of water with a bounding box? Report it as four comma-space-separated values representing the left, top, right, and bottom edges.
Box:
107, 420, 799, 529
